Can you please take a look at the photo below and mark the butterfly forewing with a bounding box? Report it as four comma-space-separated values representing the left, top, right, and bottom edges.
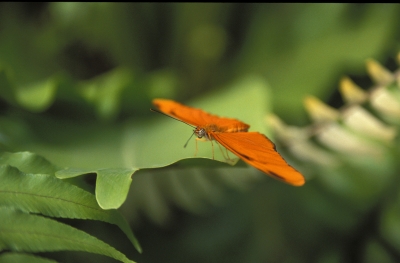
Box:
153, 99, 248, 131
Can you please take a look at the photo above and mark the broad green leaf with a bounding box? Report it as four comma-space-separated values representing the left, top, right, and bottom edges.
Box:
124, 75, 270, 169
55, 76, 268, 211
56, 167, 138, 210
0, 252, 57, 263
0, 207, 136, 263
55, 158, 241, 210
96, 168, 137, 209
0, 164, 141, 253
0, 151, 59, 175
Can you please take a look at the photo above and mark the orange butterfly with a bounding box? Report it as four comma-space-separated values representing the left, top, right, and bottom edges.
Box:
152, 99, 305, 186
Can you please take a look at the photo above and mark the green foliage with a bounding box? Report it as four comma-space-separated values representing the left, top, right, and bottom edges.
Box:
1, 3, 400, 263
0, 252, 58, 263
0, 153, 140, 262
0, 207, 134, 263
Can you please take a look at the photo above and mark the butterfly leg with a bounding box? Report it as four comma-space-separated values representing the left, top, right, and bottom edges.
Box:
195, 137, 215, 159
216, 141, 231, 161
211, 140, 215, 160
225, 148, 231, 160
194, 137, 207, 156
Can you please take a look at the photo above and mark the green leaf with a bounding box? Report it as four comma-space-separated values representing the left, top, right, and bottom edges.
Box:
56, 167, 139, 210
0, 164, 141, 253
55, 158, 241, 210
0, 207, 136, 263
124, 75, 271, 169
0, 151, 59, 175
6, 75, 270, 226
0, 252, 57, 263
96, 168, 137, 209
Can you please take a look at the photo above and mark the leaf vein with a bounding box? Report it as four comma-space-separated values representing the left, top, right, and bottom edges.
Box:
0, 190, 102, 212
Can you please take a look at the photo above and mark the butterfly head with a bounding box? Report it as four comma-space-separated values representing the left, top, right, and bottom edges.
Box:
194, 127, 207, 139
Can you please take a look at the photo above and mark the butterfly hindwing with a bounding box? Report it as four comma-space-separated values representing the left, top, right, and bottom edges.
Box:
212, 132, 305, 186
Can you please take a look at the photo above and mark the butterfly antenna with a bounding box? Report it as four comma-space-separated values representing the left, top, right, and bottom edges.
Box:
151, 108, 197, 148
183, 132, 196, 148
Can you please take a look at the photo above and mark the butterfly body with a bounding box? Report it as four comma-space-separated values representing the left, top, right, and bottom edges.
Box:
152, 99, 305, 186
195, 122, 249, 140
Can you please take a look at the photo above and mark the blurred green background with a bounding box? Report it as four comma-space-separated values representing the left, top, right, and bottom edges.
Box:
1, 3, 400, 263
